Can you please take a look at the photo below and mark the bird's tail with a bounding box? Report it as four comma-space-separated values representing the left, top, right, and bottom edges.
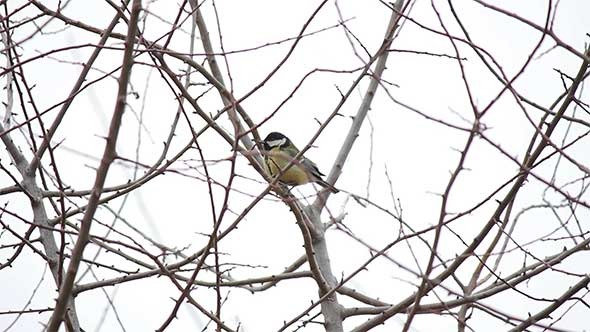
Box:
315, 178, 339, 193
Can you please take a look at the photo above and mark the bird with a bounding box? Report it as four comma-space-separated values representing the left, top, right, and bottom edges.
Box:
261, 132, 339, 193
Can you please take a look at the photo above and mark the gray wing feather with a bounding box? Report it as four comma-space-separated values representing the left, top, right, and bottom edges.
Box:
301, 157, 325, 179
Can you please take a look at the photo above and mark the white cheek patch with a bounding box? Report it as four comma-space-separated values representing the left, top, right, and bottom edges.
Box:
267, 138, 286, 148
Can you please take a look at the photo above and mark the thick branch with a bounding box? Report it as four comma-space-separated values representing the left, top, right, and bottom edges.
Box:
313, 0, 404, 210
45, 1, 142, 330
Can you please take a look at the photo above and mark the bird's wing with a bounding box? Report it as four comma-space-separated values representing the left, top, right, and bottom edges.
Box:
302, 157, 325, 178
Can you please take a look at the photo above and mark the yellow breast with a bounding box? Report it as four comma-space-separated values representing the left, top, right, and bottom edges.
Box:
265, 149, 311, 186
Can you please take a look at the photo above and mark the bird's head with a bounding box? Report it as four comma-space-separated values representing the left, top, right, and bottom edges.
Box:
262, 132, 290, 151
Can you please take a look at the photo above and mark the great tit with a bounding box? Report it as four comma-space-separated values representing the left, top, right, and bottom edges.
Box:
261, 132, 339, 193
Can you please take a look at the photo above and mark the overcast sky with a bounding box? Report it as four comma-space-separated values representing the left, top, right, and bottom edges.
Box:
2, 0, 590, 331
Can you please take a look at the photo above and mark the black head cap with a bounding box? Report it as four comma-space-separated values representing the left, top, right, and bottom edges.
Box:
262, 132, 289, 150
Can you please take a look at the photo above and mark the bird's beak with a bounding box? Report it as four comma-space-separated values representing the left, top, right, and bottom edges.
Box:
253, 139, 266, 151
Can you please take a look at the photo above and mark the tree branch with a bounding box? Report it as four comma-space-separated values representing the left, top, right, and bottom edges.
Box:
45, 1, 142, 330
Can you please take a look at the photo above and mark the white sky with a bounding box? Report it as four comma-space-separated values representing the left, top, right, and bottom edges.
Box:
1, 0, 590, 331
